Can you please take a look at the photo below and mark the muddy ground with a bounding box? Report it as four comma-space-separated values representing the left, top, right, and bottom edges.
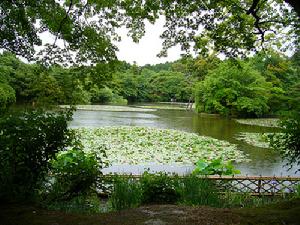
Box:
1, 199, 299, 225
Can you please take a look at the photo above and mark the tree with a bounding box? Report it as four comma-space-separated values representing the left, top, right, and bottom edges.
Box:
0, 83, 15, 111
195, 60, 272, 117
149, 71, 192, 102
0, 1, 299, 64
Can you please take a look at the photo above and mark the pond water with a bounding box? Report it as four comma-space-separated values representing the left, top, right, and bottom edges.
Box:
69, 105, 299, 176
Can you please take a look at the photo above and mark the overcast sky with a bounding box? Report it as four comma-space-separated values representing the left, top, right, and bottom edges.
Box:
115, 18, 183, 66
37, 17, 183, 66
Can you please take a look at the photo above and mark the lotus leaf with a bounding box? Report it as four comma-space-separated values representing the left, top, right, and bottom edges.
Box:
74, 127, 249, 166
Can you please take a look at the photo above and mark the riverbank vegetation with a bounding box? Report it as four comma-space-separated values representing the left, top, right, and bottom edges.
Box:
1, 109, 298, 215
1, 49, 299, 119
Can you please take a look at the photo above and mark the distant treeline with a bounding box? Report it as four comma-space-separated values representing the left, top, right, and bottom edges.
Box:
0, 50, 299, 117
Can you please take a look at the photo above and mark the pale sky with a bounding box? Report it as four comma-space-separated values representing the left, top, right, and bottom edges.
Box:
115, 18, 183, 66
36, 17, 183, 66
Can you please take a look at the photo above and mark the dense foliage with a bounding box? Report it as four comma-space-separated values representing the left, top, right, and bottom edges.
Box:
0, 109, 73, 200
1, 50, 299, 119
0, 0, 298, 64
269, 113, 300, 171
48, 149, 101, 200
195, 60, 272, 117
108, 173, 293, 212
140, 172, 180, 204
192, 159, 241, 176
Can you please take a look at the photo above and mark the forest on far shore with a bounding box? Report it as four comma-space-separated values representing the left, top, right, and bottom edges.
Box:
1, 49, 299, 117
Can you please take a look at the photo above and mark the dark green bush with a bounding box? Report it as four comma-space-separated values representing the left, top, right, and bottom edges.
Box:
140, 172, 180, 204
46, 148, 102, 202
0, 109, 73, 200
0, 83, 16, 111
269, 113, 300, 171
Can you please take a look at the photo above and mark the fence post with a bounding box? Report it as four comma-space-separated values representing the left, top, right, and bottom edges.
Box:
257, 180, 262, 195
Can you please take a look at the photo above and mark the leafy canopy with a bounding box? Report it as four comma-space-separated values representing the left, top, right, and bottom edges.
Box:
0, 0, 299, 65
195, 60, 272, 117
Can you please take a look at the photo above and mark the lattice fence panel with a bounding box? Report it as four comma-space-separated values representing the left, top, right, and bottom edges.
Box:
101, 175, 300, 195
205, 176, 300, 195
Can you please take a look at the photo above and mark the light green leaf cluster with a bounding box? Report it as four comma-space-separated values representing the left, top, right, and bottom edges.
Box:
74, 126, 249, 165
235, 118, 280, 127
235, 132, 272, 148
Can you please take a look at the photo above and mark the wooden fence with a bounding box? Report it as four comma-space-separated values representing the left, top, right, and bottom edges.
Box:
102, 174, 300, 196
204, 175, 300, 195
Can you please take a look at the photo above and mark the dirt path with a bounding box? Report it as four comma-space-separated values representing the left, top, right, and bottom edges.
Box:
1, 199, 299, 225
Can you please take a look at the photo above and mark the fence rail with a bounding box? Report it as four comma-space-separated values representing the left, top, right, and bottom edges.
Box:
102, 174, 300, 195
205, 175, 300, 195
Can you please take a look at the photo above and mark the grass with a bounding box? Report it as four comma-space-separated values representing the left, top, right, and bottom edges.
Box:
109, 176, 142, 211
177, 175, 220, 206
106, 174, 294, 211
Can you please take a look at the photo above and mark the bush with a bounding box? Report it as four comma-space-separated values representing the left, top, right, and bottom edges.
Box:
109, 176, 142, 211
111, 93, 128, 105
0, 109, 73, 200
269, 113, 300, 171
46, 148, 102, 202
192, 158, 240, 176
96, 87, 114, 103
140, 172, 180, 204
0, 83, 16, 111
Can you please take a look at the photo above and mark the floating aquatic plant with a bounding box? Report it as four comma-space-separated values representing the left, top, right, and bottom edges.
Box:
60, 105, 156, 112
74, 127, 249, 166
235, 118, 280, 128
235, 132, 272, 148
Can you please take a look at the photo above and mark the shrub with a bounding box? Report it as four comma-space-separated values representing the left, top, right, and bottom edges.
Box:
269, 113, 300, 171
46, 148, 102, 202
0, 83, 16, 111
111, 93, 128, 105
96, 87, 113, 103
294, 184, 300, 198
0, 109, 74, 200
140, 172, 180, 204
192, 158, 240, 176
109, 176, 142, 211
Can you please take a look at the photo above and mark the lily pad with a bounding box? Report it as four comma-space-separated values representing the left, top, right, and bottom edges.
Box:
74, 126, 249, 166
235, 118, 280, 128
235, 132, 272, 148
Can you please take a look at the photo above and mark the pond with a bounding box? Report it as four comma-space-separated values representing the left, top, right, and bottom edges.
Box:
69, 105, 299, 176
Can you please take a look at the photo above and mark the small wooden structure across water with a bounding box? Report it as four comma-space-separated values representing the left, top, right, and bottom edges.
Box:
103, 174, 300, 196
